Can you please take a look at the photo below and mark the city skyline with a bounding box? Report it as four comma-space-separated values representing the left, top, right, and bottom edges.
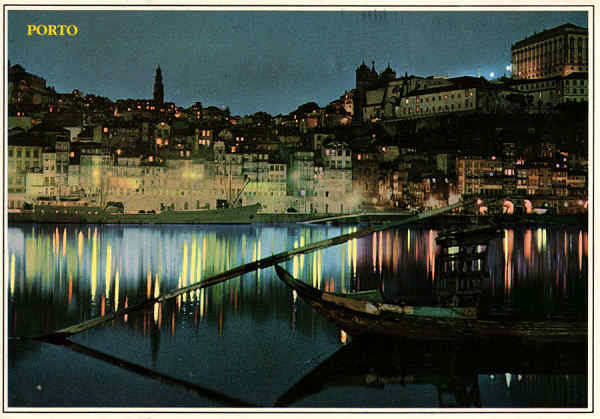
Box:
5, 6, 591, 410
8, 8, 588, 116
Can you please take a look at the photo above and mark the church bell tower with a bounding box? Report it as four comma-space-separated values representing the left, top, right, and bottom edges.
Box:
153, 66, 164, 106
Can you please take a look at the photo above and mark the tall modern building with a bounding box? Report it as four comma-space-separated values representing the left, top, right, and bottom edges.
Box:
153, 65, 164, 105
511, 23, 588, 79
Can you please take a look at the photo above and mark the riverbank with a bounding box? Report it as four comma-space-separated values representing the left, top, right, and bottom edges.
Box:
8, 210, 587, 227
257, 212, 588, 228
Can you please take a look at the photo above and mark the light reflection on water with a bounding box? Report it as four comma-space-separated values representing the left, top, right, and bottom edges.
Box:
7, 224, 588, 336
6, 223, 588, 407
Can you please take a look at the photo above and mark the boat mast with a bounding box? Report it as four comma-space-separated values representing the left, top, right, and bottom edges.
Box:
228, 158, 232, 207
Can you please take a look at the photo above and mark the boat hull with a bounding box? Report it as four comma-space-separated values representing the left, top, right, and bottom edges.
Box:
8, 204, 261, 224
274, 265, 586, 344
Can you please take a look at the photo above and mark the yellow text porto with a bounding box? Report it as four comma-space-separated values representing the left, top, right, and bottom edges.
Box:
26, 24, 78, 37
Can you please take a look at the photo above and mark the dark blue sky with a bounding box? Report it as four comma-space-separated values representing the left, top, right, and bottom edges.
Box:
8, 9, 588, 116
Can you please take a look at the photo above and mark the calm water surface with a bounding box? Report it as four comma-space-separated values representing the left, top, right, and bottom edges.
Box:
6, 223, 588, 408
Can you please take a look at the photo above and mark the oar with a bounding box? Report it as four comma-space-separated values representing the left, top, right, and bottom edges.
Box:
31, 199, 476, 342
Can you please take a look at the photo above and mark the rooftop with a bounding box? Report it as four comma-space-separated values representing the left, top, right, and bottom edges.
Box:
8, 131, 46, 147
512, 23, 587, 50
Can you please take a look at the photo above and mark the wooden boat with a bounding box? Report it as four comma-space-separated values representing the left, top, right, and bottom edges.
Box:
274, 265, 587, 343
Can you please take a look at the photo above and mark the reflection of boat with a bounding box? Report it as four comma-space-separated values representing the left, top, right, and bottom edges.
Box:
275, 337, 586, 407
435, 224, 504, 246
433, 224, 504, 307
8, 203, 262, 224
274, 265, 586, 343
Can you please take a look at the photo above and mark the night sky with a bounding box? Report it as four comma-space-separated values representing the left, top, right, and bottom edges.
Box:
7, 9, 588, 116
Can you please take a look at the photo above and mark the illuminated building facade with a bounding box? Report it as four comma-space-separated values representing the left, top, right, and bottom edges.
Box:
7, 132, 44, 208
312, 167, 353, 213
77, 144, 114, 202
321, 141, 352, 170
238, 153, 288, 213
511, 23, 588, 80
103, 157, 213, 212
363, 76, 496, 121
456, 154, 587, 214
500, 71, 588, 107
288, 151, 315, 199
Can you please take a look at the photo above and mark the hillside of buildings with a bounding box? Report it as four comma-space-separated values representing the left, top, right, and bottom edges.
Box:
7, 23, 589, 216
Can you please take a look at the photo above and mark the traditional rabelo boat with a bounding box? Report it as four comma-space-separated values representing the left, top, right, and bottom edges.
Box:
274, 264, 587, 344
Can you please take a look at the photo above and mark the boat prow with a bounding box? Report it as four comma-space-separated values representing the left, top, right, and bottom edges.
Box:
275, 264, 385, 313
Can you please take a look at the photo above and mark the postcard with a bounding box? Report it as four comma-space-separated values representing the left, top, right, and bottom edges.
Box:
2, 3, 593, 413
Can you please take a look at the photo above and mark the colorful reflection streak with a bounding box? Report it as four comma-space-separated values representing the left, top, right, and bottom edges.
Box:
487, 228, 587, 319
7, 224, 588, 338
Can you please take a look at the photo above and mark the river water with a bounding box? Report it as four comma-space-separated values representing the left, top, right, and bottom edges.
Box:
6, 223, 589, 409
